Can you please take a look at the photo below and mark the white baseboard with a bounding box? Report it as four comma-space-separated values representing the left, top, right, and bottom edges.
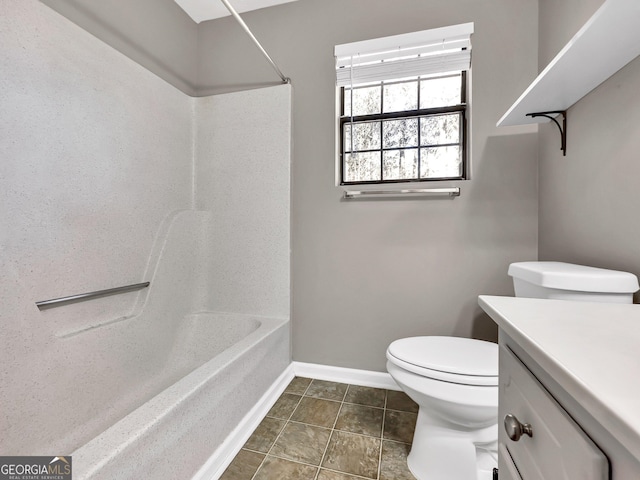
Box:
292, 362, 400, 390
192, 364, 295, 480
292, 361, 400, 391
193, 361, 399, 479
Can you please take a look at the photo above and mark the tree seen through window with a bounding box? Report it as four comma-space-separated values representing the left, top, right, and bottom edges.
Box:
340, 72, 467, 184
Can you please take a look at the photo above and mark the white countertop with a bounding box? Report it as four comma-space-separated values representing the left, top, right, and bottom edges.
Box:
478, 295, 640, 461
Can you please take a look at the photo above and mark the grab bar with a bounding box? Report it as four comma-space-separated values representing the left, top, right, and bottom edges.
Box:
343, 187, 460, 199
36, 282, 150, 310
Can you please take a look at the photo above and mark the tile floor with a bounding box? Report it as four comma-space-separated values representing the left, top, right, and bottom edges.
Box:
220, 377, 419, 480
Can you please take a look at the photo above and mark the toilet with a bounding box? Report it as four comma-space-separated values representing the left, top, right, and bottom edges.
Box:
386, 261, 639, 480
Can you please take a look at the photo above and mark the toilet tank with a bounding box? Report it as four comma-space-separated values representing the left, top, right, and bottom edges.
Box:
508, 262, 639, 304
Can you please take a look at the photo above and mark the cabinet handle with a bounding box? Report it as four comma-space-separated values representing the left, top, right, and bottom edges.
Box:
504, 414, 533, 441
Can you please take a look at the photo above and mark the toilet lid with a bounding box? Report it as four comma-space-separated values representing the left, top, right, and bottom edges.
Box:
387, 336, 498, 382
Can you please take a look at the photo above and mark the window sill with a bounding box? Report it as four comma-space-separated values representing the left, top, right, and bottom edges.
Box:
339, 182, 461, 199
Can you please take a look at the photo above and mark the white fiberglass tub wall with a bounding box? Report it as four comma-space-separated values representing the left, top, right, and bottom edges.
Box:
1, 2, 291, 479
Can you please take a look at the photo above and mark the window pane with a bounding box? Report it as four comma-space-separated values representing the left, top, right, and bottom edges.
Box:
420, 74, 462, 109
344, 85, 381, 117
383, 118, 418, 148
344, 123, 350, 151
343, 121, 381, 152
344, 152, 381, 182
383, 80, 418, 113
420, 114, 460, 146
420, 146, 462, 178
383, 149, 418, 180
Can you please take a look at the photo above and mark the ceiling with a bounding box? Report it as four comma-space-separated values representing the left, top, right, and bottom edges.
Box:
174, 0, 299, 23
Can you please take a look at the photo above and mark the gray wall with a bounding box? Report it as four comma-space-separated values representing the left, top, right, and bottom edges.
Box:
197, 0, 540, 370
538, 0, 640, 296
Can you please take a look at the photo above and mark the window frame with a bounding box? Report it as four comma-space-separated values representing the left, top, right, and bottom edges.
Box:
338, 72, 468, 186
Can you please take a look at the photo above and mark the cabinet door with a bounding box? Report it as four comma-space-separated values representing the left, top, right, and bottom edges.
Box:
498, 443, 523, 480
499, 346, 609, 480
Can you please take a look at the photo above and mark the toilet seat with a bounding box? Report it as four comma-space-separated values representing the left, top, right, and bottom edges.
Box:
387, 336, 499, 387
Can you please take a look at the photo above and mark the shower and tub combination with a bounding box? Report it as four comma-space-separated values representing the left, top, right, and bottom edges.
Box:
67, 95, 291, 479
66, 208, 291, 480
51, 107, 290, 478
2, 1, 292, 478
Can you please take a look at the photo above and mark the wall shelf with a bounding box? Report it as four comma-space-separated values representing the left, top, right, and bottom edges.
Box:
497, 0, 640, 136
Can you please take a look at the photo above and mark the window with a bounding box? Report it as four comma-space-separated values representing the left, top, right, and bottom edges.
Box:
335, 23, 473, 186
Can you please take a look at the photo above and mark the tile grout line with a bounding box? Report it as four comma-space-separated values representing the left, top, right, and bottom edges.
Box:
248, 379, 313, 480
242, 432, 411, 456
312, 382, 350, 480
248, 451, 376, 480
377, 389, 389, 480
319, 467, 379, 480
275, 419, 412, 443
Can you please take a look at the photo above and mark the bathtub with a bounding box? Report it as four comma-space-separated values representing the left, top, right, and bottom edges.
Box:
72, 311, 290, 480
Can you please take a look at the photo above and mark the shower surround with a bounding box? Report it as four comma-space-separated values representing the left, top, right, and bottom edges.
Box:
0, 1, 291, 478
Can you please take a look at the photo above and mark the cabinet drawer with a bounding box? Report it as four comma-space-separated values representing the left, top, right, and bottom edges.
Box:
499, 346, 609, 480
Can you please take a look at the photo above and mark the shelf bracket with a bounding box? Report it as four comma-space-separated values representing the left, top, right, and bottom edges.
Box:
526, 110, 567, 156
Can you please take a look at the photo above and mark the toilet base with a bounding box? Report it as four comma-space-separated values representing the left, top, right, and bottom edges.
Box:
476, 447, 499, 480
407, 409, 497, 480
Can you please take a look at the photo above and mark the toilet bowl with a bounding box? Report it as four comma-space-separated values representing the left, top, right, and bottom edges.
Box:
386, 261, 639, 480
386, 336, 499, 480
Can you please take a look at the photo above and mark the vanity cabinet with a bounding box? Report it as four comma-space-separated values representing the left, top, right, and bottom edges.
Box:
478, 295, 640, 480
498, 344, 608, 480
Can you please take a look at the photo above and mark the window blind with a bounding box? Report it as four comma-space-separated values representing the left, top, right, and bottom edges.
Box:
335, 23, 473, 87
